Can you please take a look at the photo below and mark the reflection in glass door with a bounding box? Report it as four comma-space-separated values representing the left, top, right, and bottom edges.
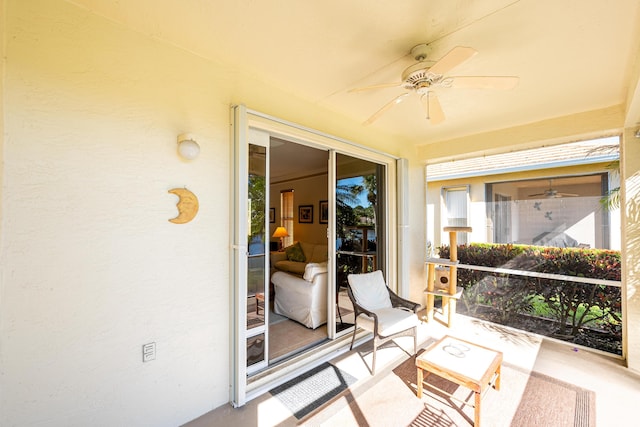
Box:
246, 144, 268, 373
334, 153, 386, 334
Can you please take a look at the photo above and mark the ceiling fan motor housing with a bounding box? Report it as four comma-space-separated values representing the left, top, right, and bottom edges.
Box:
401, 64, 449, 93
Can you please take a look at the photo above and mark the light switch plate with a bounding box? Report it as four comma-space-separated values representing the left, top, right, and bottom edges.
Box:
142, 342, 156, 362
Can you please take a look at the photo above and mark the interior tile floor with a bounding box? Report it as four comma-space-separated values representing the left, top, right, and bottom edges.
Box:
185, 311, 640, 427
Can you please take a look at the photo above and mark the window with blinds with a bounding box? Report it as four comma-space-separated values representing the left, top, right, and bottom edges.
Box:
443, 186, 469, 244
281, 190, 294, 247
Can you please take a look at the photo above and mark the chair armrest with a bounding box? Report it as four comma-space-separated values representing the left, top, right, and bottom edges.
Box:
388, 290, 421, 313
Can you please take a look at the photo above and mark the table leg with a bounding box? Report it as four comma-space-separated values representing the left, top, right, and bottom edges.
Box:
494, 365, 501, 390
426, 263, 435, 322
475, 391, 481, 426
416, 367, 423, 398
256, 293, 265, 315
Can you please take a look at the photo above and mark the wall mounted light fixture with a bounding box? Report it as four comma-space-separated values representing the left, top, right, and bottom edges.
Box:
177, 133, 200, 160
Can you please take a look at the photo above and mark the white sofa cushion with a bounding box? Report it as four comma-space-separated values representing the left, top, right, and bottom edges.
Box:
348, 270, 392, 311
271, 270, 328, 329
303, 262, 328, 282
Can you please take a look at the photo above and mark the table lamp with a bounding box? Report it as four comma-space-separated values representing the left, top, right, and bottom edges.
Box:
272, 226, 289, 250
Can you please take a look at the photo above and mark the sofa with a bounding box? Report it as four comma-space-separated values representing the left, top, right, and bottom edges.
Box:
271, 241, 328, 276
271, 262, 328, 329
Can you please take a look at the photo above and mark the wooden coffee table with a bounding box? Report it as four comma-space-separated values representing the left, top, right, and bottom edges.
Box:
416, 335, 502, 426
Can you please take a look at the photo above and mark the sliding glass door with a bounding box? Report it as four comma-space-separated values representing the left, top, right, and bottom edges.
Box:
231, 105, 271, 405
232, 105, 398, 406
334, 153, 386, 336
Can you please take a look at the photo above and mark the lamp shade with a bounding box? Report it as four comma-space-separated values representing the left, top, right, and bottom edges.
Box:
272, 226, 289, 238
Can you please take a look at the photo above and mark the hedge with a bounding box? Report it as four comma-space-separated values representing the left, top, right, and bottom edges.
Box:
437, 243, 621, 338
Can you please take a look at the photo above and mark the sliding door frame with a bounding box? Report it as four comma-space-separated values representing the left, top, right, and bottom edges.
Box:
231, 105, 403, 406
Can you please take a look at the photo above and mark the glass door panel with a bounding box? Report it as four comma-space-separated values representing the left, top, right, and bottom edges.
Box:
335, 153, 386, 334
246, 143, 268, 371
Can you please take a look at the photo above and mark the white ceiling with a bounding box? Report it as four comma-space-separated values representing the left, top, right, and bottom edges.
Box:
70, 0, 640, 146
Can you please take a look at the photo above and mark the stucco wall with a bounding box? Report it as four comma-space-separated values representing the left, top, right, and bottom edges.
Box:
0, 1, 410, 426
2, 2, 231, 425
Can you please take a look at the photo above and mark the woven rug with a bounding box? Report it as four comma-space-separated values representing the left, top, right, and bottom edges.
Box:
270, 362, 357, 419
399, 353, 596, 427
305, 351, 595, 426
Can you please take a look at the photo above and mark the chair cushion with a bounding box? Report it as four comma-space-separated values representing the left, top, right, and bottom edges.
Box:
356, 308, 419, 337
348, 270, 392, 311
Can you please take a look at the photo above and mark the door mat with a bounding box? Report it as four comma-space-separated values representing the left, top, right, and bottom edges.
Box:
336, 322, 354, 333
270, 362, 357, 419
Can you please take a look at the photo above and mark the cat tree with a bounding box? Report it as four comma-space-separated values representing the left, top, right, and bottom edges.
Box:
424, 226, 472, 327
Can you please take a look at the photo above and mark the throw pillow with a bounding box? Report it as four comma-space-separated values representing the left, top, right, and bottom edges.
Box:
285, 242, 306, 262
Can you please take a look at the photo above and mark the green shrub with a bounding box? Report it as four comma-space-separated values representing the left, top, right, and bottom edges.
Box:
437, 243, 621, 337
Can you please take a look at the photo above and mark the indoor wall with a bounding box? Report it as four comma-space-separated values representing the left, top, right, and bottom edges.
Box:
269, 174, 329, 246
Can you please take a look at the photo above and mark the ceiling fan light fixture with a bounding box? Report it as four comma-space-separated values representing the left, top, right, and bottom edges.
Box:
528, 179, 579, 198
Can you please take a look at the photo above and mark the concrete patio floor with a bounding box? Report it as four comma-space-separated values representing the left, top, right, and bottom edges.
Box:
185, 313, 640, 427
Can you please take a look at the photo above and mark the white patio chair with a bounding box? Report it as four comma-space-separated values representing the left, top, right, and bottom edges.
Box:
347, 270, 421, 374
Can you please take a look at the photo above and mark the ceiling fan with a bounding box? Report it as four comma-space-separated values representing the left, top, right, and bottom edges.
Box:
349, 44, 519, 125
528, 180, 579, 198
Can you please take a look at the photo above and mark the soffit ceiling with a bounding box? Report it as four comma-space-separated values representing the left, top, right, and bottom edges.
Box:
69, 0, 640, 146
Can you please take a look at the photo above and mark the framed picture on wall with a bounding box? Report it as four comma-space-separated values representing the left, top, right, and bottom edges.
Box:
298, 205, 313, 224
269, 208, 275, 223
319, 200, 328, 224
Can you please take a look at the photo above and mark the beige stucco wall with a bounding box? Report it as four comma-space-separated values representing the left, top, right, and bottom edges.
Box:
2, 2, 230, 425
418, 106, 625, 163
0, 1, 413, 425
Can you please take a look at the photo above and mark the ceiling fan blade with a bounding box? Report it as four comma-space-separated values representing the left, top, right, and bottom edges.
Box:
363, 93, 410, 125
421, 92, 445, 124
348, 82, 403, 93
557, 192, 579, 197
429, 46, 477, 75
528, 193, 545, 198
450, 76, 519, 90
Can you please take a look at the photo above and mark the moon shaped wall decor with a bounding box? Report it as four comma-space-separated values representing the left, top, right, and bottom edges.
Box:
168, 187, 199, 224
